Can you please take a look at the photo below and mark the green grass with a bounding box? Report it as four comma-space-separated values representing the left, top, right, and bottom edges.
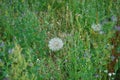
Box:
0, 0, 119, 80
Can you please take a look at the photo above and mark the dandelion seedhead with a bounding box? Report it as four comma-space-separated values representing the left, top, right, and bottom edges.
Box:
108, 73, 112, 77
91, 23, 102, 32
48, 38, 63, 51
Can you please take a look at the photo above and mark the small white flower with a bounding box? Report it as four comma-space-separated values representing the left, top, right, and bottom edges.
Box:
91, 23, 102, 32
37, 59, 40, 61
48, 38, 63, 51
108, 73, 112, 77
36, 59, 40, 63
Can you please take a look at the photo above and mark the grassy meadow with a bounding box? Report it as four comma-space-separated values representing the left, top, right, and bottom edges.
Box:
0, 0, 120, 80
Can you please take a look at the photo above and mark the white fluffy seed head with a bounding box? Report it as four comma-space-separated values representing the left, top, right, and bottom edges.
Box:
91, 23, 102, 32
48, 38, 63, 51
108, 73, 112, 77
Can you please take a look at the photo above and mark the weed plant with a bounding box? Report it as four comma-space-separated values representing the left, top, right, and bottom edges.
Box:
0, 0, 119, 80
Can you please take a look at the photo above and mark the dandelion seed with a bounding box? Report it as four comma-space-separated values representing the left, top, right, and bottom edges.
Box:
48, 38, 63, 51
91, 23, 102, 32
